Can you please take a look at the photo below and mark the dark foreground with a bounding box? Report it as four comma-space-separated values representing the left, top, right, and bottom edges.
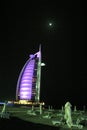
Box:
0, 117, 87, 130
0, 117, 62, 130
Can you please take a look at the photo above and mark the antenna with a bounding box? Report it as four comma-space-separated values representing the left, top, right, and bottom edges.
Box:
39, 44, 41, 52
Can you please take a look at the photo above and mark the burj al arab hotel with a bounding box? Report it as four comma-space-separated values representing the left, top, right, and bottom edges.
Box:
16, 45, 45, 104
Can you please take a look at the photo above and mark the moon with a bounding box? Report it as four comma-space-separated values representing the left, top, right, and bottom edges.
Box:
49, 22, 52, 27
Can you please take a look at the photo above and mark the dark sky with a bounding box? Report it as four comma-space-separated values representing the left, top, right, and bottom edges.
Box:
0, 1, 86, 109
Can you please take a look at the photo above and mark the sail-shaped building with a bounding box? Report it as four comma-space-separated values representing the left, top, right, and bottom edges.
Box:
16, 45, 45, 104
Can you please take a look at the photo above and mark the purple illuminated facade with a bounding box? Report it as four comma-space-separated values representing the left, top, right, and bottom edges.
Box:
16, 46, 42, 102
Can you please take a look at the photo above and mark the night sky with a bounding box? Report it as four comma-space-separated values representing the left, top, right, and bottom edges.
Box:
0, 1, 86, 109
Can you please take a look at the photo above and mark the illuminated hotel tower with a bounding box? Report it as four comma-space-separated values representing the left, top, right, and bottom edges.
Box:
16, 45, 45, 103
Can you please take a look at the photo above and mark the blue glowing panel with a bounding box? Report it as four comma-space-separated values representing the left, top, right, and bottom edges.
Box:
19, 59, 35, 100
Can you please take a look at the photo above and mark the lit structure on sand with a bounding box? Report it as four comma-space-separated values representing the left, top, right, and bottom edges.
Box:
16, 45, 45, 105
